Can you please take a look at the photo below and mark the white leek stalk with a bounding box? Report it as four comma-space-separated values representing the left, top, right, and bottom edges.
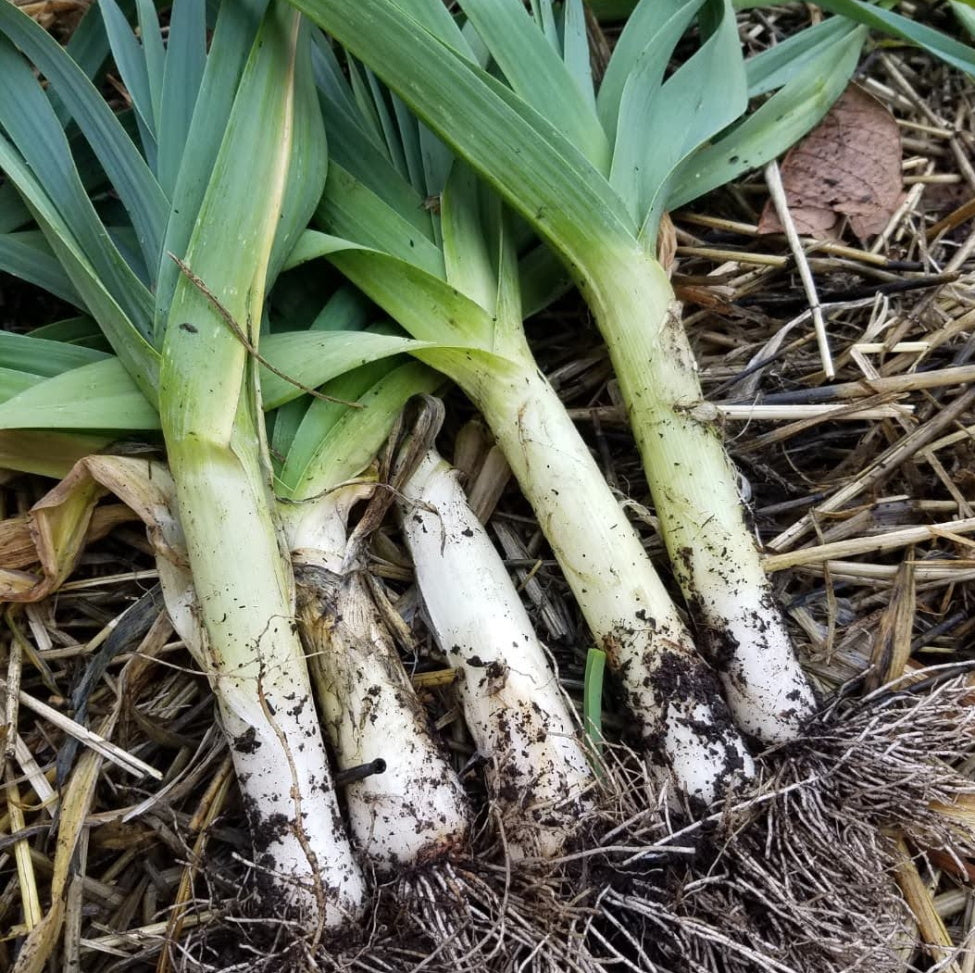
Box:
399, 445, 596, 858
281, 487, 471, 871
273, 378, 555, 969
586, 248, 817, 742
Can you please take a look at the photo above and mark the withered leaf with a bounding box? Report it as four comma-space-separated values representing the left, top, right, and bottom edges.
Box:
758, 84, 903, 242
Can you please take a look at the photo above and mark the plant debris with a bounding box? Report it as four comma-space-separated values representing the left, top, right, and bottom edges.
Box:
758, 85, 906, 242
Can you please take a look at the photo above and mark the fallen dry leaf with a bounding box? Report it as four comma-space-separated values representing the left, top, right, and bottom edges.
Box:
759, 84, 904, 242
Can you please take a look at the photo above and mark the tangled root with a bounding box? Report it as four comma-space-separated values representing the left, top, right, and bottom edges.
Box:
166, 672, 975, 971
387, 853, 604, 972
590, 671, 975, 972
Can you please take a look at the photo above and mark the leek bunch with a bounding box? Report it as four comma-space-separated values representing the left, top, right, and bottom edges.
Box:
4, 1, 975, 967
287, 0, 872, 749
291, 0, 975, 748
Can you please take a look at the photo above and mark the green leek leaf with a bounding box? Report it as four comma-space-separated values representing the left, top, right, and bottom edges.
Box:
0, 0, 167, 269
815, 0, 975, 77
668, 26, 864, 208
458, 0, 610, 171
0, 231, 83, 307
156, 0, 207, 196
0, 358, 157, 431
99, 0, 157, 167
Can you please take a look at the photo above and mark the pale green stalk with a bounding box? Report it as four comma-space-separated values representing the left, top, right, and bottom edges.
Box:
156, 3, 363, 923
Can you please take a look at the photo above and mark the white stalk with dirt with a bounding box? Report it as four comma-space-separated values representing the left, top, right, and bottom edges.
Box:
396, 416, 596, 860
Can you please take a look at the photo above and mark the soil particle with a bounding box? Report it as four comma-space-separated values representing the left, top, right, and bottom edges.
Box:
233, 726, 261, 754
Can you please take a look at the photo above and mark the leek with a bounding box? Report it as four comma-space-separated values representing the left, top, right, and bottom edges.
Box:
272, 354, 473, 872
289, 0, 867, 744
287, 61, 753, 804
0, 0, 369, 924
155, 7, 365, 923
396, 421, 596, 860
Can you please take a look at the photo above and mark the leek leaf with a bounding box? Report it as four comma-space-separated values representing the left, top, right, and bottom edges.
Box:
316, 73, 439, 241
636, 0, 746, 242
440, 163, 498, 314
0, 431, 112, 479
0, 58, 157, 346
289, 229, 497, 349
388, 0, 473, 56
28, 317, 108, 350
135, 0, 166, 123
561, 0, 597, 116
271, 358, 391, 481
0, 328, 440, 432
0, 231, 83, 307
814, 0, 975, 77
668, 27, 864, 209
310, 171, 444, 277
602, 0, 702, 158
0, 132, 159, 394
157, 0, 207, 196
597, 0, 701, 133
583, 647, 606, 768
953, 2, 975, 39
745, 15, 854, 96
0, 183, 31, 235
0, 369, 45, 403
278, 360, 441, 498
0, 331, 108, 376
154, 0, 270, 331
458, 0, 609, 171
160, 5, 322, 446
0, 0, 166, 270
596, 0, 704, 136
290, 0, 638, 262
260, 329, 441, 408
100, 0, 157, 168
0, 358, 158, 431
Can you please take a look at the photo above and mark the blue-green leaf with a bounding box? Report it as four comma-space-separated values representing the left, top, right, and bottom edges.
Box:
157, 0, 207, 195
0, 231, 83, 307
0, 0, 167, 271
0, 358, 158, 431
668, 25, 864, 208
459, 0, 609, 171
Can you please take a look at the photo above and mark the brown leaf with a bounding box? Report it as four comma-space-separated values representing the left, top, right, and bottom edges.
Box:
656, 211, 677, 273
758, 84, 904, 242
